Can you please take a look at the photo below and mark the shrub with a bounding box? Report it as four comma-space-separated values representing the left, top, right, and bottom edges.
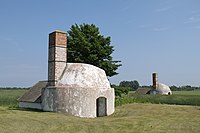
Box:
112, 85, 131, 97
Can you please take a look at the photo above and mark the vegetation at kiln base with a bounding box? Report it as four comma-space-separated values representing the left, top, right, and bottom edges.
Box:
67, 23, 121, 77
0, 88, 27, 107
115, 90, 200, 106
0, 104, 200, 133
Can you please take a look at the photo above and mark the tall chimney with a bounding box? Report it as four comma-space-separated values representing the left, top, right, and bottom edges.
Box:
152, 73, 158, 89
48, 30, 67, 86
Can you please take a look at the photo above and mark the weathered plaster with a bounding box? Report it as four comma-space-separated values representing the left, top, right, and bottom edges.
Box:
44, 63, 115, 118
58, 63, 110, 88
42, 86, 114, 118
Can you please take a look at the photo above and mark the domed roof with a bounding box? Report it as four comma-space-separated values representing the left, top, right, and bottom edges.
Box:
57, 63, 111, 89
157, 83, 172, 95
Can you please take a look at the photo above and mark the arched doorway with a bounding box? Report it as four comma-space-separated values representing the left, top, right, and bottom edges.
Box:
96, 97, 107, 117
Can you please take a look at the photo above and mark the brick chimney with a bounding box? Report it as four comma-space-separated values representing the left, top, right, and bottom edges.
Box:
152, 73, 158, 89
48, 30, 67, 86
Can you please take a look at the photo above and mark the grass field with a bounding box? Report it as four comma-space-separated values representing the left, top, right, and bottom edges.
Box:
173, 90, 200, 95
0, 103, 200, 133
119, 90, 200, 107
0, 89, 200, 133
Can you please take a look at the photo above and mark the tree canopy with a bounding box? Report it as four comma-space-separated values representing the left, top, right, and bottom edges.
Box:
119, 80, 140, 91
67, 23, 121, 77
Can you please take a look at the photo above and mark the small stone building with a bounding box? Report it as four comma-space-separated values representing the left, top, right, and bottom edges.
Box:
19, 30, 115, 118
135, 73, 172, 95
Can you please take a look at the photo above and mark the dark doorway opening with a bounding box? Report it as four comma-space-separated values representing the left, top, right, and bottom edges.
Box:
96, 97, 107, 117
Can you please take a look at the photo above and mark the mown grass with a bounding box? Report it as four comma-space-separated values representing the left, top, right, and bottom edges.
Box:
0, 103, 200, 133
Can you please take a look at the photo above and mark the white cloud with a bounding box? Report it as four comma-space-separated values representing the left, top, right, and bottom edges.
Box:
153, 27, 169, 32
155, 7, 171, 12
184, 14, 200, 24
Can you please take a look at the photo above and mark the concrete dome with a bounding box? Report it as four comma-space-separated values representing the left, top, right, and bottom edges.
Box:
42, 63, 115, 118
57, 63, 111, 89
157, 83, 172, 95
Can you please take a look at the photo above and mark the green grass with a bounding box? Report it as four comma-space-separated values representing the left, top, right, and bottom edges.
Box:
115, 90, 200, 106
173, 90, 200, 95
0, 104, 200, 133
0, 89, 27, 107
0, 89, 200, 132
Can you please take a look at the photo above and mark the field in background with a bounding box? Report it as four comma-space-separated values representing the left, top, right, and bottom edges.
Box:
173, 90, 200, 95
0, 89, 27, 107
117, 90, 200, 107
0, 89, 200, 133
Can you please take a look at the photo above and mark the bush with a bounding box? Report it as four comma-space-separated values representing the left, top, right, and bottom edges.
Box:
112, 85, 131, 97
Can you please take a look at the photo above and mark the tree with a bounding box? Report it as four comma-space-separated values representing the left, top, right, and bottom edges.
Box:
132, 80, 139, 90
67, 23, 121, 77
111, 84, 131, 97
119, 80, 140, 91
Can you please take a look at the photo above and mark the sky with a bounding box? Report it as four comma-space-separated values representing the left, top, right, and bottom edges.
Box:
0, 0, 200, 87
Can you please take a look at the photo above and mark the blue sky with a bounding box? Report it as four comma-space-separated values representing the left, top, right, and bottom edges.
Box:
0, 0, 200, 87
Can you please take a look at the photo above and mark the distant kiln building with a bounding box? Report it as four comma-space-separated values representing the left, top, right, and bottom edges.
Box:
19, 30, 115, 118
135, 73, 172, 95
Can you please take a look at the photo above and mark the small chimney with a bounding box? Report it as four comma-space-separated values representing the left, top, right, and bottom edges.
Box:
152, 73, 158, 89
48, 30, 67, 86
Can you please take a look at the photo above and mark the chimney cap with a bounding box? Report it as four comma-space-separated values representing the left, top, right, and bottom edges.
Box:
49, 30, 66, 35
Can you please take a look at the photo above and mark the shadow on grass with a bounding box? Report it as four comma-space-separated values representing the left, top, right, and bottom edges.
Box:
7, 106, 44, 112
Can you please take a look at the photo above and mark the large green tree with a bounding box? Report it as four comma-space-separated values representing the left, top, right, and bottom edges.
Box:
67, 23, 121, 77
